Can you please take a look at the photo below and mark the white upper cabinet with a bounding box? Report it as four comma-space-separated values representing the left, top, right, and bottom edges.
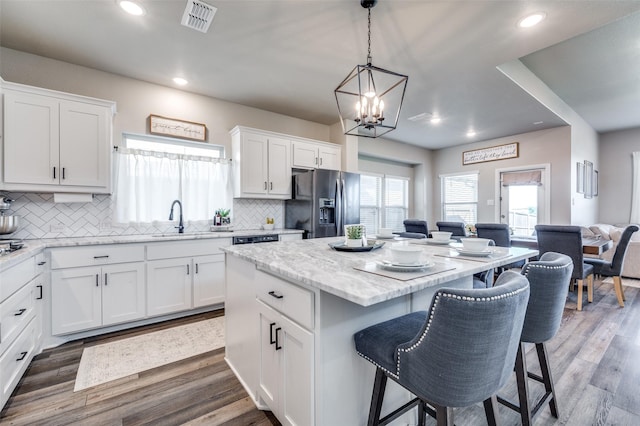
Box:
1, 81, 115, 194
292, 140, 341, 171
231, 126, 292, 199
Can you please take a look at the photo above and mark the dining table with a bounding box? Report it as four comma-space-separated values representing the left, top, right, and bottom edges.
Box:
510, 236, 612, 255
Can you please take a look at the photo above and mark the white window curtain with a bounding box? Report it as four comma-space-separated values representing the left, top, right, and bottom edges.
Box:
630, 152, 640, 223
114, 148, 232, 223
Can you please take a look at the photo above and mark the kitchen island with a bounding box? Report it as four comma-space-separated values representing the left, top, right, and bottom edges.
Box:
223, 237, 537, 426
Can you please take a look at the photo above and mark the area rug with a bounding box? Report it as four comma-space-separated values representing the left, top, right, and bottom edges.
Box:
602, 277, 640, 289
74, 317, 225, 392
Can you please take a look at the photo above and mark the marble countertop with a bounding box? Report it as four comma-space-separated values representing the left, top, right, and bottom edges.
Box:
0, 228, 303, 271
222, 237, 538, 306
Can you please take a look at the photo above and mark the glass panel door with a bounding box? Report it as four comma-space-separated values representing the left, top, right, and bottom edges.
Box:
500, 168, 546, 237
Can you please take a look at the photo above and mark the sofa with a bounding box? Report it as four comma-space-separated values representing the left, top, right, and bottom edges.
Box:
582, 224, 640, 279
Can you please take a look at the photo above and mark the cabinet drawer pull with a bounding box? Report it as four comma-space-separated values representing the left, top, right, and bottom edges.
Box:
16, 351, 28, 362
104, 273, 108, 286
37, 261, 47, 266
96, 274, 99, 287
195, 263, 199, 274
268, 291, 283, 299
53, 166, 56, 179
320, 157, 323, 166
37, 285, 43, 300
315, 157, 318, 165
270, 182, 273, 190
269, 322, 277, 345
264, 181, 267, 190
14, 308, 27, 316
62, 167, 66, 180
275, 327, 282, 350
187, 264, 190, 275
93, 255, 109, 259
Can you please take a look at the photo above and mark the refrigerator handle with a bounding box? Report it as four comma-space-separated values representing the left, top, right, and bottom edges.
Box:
336, 178, 342, 235
342, 178, 347, 229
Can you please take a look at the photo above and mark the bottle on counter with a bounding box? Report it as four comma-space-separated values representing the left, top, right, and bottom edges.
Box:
214, 211, 221, 226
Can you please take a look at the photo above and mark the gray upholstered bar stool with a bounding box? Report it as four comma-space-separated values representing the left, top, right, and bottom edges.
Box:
354, 271, 530, 426
498, 252, 573, 425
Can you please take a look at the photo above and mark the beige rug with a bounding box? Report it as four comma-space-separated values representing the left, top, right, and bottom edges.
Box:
74, 317, 225, 392
602, 277, 640, 288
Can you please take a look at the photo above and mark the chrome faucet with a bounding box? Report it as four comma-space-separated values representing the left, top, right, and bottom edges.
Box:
169, 200, 184, 233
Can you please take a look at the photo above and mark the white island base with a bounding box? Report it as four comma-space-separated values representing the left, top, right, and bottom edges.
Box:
225, 254, 473, 426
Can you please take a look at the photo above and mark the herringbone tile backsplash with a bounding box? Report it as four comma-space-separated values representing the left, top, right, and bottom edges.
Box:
3, 193, 284, 240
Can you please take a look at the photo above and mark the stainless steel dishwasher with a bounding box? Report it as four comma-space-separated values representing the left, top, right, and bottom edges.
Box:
232, 234, 279, 245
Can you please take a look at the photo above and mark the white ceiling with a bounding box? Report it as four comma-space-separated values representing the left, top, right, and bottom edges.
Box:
1, 0, 640, 149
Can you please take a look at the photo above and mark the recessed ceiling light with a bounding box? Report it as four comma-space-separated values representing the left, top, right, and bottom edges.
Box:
173, 77, 188, 86
119, 0, 146, 16
533, 121, 544, 125
430, 116, 442, 125
518, 12, 546, 28
466, 130, 477, 138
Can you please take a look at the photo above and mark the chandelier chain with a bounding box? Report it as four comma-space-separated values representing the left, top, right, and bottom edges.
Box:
367, 7, 372, 62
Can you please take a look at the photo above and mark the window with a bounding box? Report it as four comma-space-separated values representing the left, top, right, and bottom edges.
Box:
114, 133, 231, 223
360, 173, 409, 233
441, 172, 478, 225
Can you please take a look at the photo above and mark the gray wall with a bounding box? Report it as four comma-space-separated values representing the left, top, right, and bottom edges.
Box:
598, 127, 640, 225
1, 47, 332, 152
432, 126, 572, 224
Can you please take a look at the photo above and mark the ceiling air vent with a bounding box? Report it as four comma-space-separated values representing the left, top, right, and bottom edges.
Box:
181, 0, 217, 33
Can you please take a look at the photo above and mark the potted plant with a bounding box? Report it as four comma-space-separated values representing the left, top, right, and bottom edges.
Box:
214, 209, 231, 226
345, 224, 365, 247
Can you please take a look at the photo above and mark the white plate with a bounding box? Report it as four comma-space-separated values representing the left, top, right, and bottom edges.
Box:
425, 239, 455, 245
454, 248, 493, 257
377, 260, 434, 272
374, 234, 396, 239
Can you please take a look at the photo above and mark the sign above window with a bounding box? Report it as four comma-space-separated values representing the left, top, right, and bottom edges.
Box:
462, 142, 519, 165
149, 114, 207, 141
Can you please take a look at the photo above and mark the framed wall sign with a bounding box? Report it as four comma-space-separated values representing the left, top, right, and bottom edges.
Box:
149, 114, 207, 141
462, 142, 519, 165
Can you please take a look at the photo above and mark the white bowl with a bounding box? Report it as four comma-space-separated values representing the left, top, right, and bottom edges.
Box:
389, 245, 423, 264
430, 231, 452, 242
460, 238, 491, 252
263, 223, 275, 230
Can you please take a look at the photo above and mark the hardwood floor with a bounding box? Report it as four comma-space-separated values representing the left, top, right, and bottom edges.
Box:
1, 276, 639, 425
0, 310, 280, 426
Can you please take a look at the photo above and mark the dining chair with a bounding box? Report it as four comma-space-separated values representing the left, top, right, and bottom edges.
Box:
584, 224, 639, 307
497, 252, 573, 425
436, 221, 466, 241
476, 223, 526, 272
397, 219, 429, 239
354, 271, 530, 426
534, 225, 594, 310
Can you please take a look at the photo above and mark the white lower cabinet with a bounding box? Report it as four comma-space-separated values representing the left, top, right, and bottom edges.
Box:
51, 262, 146, 335
1, 251, 43, 409
146, 258, 192, 316
147, 253, 225, 315
257, 300, 313, 426
193, 254, 225, 308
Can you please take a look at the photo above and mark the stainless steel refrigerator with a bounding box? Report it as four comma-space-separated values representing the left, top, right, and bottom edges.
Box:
285, 169, 360, 239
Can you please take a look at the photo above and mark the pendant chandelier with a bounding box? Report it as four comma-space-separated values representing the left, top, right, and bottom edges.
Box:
334, 0, 408, 138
